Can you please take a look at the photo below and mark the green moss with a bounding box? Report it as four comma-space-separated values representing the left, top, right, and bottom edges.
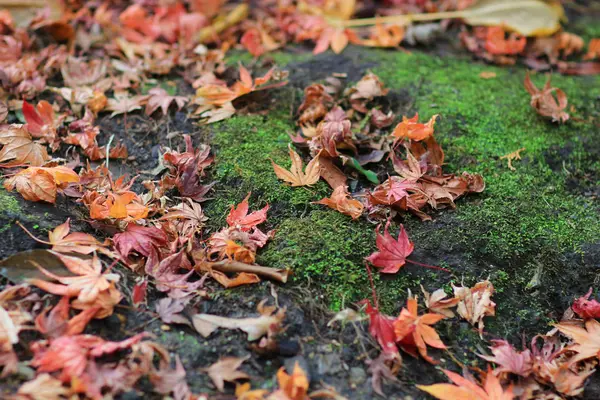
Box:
368, 50, 600, 258
206, 47, 599, 333
0, 188, 21, 215
204, 97, 329, 227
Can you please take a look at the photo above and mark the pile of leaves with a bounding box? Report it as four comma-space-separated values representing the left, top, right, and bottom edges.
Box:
273, 71, 485, 221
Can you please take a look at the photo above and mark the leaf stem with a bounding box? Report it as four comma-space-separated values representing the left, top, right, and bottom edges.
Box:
406, 258, 450, 272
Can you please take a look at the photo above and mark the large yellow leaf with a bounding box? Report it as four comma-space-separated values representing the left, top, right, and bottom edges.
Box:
459, 0, 563, 37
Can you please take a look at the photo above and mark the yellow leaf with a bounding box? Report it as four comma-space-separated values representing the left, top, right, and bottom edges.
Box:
460, 0, 564, 37
272, 145, 320, 187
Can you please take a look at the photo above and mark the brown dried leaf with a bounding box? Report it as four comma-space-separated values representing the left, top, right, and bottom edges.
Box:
204, 356, 249, 392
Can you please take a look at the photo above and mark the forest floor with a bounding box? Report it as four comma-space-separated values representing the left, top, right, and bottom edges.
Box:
1, 11, 600, 400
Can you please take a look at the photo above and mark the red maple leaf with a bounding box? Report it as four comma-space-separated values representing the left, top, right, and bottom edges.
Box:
226, 193, 269, 232
366, 222, 447, 274
35, 296, 100, 338
113, 223, 168, 269
363, 299, 398, 354
572, 288, 600, 319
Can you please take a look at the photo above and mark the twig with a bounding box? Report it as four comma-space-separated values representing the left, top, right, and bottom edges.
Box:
406, 258, 450, 273
205, 261, 290, 283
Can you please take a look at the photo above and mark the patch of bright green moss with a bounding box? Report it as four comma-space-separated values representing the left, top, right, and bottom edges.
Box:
204, 98, 329, 228
0, 188, 21, 215
369, 50, 600, 257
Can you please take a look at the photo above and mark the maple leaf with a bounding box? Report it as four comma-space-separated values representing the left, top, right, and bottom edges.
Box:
160, 199, 208, 238
150, 250, 203, 299
145, 87, 187, 116
421, 285, 459, 318
271, 361, 310, 400
453, 280, 496, 337
31, 333, 147, 383
106, 92, 146, 117
28, 218, 112, 256
17, 373, 70, 400
0, 124, 49, 166
363, 299, 398, 354
29, 253, 120, 303
571, 288, 600, 319
226, 193, 269, 231
155, 297, 191, 326
314, 27, 350, 55
479, 340, 532, 378
366, 351, 401, 396
391, 113, 438, 142
203, 356, 250, 392
556, 319, 600, 363
149, 355, 192, 400
272, 145, 320, 187
315, 185, 364, 220
22, 100, 57, 141
417, 368, 514, 400
35, 296, 99, 338
524, 72, 569, 123
365, 222, 414, 274
113, 223, 168, 269
4, 166, 79, 203
89, 191, 149, 221
347, 72, 390, 113
393, 297, 446, 364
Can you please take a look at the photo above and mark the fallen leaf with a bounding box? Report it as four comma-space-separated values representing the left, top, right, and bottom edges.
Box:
271, 361, 310, 400
0, 124, 49, 166
155, 297, 191, 326
363, 299, 398, 354
391, 113, 438, 142
500, 147, 525, 171
421, 285, 459, 318
192, 301, 284, 341
417, 368, 514, 400
393, 297, 446, 364
145, 87, 187, 116
556, 319, 600, 363
315, 186, 363, 220
106, 92, 145, 117
479, 339, 532, 377
524, 72, 569, 123
17, 373, 70, 400
272, 145, 320, 187
204, 356, 249, 392
365, 222, 414, 274
226, 193, 269, 231
479, 71, 497, 79
453, 280, 496, 337
572, 288, 600, 320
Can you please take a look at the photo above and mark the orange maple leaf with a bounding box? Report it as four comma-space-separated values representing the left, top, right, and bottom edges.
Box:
28, 253, 120, 303
315, 185, 364, 219
393, 297, 446, 364
392, 113, 438, 142
3, 166, 79, 203
418, 368, 514, 400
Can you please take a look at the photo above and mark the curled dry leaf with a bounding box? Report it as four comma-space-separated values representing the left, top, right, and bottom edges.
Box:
272, 145, 320, 187
271, 361, 310, 400
315, 185, 363, 220
391, 113, 438, 142
4, 166, 79, 203
524, 72, 569, 123
571, 288, 600, 320
204, 355, 249, 392
453, 280, 496, 337
192, 300, 284, 341
421, 285, 459, 318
